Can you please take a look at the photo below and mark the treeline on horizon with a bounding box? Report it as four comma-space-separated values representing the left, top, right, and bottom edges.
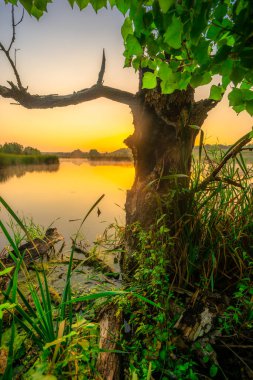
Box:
0, 142, 41, 155
56, 148, 133, 161
0, 142, 59, 168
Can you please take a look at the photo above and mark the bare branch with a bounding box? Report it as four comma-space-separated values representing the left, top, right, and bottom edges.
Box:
15, 7, 25, 27
0, 83, 136, 109
0, 6, 24, 89
0, 42, 23, 89
97, 49, 106, 85
8, 6, 24, 52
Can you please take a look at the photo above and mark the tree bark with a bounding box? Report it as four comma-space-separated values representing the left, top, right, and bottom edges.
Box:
123, 86, 217, 275
125, 88, 215, 226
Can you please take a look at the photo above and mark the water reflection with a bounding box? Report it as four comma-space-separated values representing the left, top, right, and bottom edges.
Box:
0, 163, 60, 183
0, 159, 135, 248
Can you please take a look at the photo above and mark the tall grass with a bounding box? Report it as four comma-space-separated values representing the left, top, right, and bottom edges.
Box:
174, 132, 253, 290
0, 196, 156, 378
0, 153, 59, 167
0, 195, 109, 378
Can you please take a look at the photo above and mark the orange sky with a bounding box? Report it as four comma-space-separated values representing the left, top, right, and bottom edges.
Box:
0, 1, 252, 152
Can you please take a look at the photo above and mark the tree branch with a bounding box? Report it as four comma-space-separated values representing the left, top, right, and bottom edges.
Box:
189, 98, 220, 136
0, 82, 136, 109
0, 6, 24, 89
97, 49, 106, 85
1, 27, 135, 109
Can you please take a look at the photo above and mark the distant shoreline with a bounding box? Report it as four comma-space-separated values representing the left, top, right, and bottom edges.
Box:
0, 153, 59, 168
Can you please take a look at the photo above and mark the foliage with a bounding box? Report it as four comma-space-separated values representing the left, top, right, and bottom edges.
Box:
4, 0, 253, 115
0, 142, 41, 156
0, 196, 161, 378
0, 143, 23, 155
0, 153, 58, 167
118, 138, 253, 379
23, 146, 41, 155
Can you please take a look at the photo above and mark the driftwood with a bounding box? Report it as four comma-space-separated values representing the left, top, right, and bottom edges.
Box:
0, 228, 64, 267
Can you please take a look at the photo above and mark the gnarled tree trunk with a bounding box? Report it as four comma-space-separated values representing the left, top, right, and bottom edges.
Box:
125, 86, 216, 227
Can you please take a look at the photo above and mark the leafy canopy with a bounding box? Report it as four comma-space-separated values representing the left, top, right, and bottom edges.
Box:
3, 0, 253, 115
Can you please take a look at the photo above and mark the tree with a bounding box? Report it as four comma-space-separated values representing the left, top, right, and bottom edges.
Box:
0, 0, 252, 232
0, 2, 252, 378
23, 146, 41, 155
1, 142, 23, 154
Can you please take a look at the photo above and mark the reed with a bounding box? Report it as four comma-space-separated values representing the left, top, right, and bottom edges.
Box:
0, 153, 59, 167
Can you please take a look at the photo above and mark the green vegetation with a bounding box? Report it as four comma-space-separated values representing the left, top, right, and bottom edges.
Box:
0, 143, 41, 156
1, 0, 253, 379
0, 141, 252, 379
0, 153, 59, 168
0, 142, 58, 167
9, 0, 253, 116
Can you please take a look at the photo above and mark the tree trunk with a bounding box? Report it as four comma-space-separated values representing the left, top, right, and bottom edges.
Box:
123, 86, 216, 274
125, 87, 195, 227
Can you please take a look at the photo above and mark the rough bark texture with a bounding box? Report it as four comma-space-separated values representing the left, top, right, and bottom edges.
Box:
96, 306, 123, 380
124, 88, 216, 228
122, 86, 217, 276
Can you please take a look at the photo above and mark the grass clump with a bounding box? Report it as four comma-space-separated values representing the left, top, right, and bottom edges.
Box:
0, 153, 59, 168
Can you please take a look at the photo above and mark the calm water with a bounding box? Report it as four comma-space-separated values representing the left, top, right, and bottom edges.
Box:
0, 159, 134, 250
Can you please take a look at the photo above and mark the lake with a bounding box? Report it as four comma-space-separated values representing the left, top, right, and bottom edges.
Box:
0, 159, 135, 250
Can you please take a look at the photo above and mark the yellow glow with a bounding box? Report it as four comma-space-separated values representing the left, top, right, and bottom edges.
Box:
0, 98, 134, 152
0, 160, 135, 243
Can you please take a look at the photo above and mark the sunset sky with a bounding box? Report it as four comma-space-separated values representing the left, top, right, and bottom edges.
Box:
0, 0, 252, 152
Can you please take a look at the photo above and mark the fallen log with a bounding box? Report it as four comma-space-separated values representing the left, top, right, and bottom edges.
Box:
0, 228, 64, 267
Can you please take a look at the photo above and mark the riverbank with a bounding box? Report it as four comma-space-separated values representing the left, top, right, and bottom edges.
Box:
0, 153, 59, 167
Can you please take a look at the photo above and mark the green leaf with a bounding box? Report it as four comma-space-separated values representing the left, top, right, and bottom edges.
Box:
76, 0, 89, 10
34, 0, 50, 12
228, 89, 244, 107
210, 364, 218, 377
190, 71, 212, 87
161, 80, 177, 94
209, 85, 223, 101
125, 35, 143, 56
19, 0, 32, 13
158, 62, 173, 81
206, 24, 221, 40
68, 0, 75, 8
246, 100, 253, 116
91, 0, 107, 12
164, 15, 183, 49
116, 0, 130, 15
158, 0, 174, 13
142, 72, 157, 89
121, 17, 133, 42
31, 6, 43, 19
0, 267, 14, 276
242, 89, 253, 101
230, 65, 245, 86
214, 3, 227, 22
192, 38, 210, 65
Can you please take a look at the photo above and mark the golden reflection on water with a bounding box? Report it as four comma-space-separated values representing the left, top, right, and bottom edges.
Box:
0, 159, 135, 247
